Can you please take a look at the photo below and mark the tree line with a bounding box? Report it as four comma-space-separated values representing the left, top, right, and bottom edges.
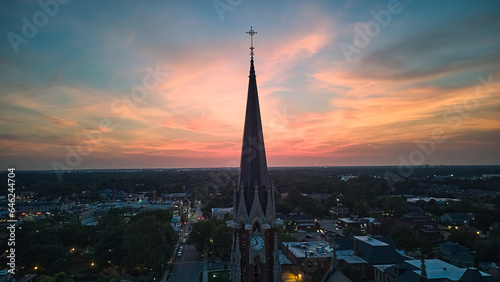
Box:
3, 209, 177, 281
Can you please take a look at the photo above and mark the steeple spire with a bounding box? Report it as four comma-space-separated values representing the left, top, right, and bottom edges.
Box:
331, 241, 338, 270
239, 26, 269, 211
420, 256, 427, 282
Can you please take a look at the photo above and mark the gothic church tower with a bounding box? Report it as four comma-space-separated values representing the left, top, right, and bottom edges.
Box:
229, 27, 282, 282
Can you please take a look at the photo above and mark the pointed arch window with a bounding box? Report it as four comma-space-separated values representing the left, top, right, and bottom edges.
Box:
253, 221, 260, 233
253, 257, 262, 281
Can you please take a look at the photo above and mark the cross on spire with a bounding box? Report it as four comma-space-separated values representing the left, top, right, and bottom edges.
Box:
246, 26, 257, 59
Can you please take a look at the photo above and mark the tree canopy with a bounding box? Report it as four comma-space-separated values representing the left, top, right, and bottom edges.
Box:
188, 218, 232, 258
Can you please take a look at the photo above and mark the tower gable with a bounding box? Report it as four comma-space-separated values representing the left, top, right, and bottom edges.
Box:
248, 185, 266, 228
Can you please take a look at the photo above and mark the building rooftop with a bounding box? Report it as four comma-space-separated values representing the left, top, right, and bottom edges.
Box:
389, 260, 496, 282
406, 196, 459, 204
405, 259, 492, 281
163, 193, 187, 197
334, 234, 408, 265
283, 241, 333, 259
373, 264, 394, 271
336, 249, 367, 264
211, 207, 233, 213
354, 236, 389, 247
338, 217, 375, 223
408, 259, 463, 280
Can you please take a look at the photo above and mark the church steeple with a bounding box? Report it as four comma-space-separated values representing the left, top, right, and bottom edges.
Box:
230, 27, 281, 282
238, 26, 269, 211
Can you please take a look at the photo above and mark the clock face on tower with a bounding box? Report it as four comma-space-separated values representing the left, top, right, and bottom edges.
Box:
250, 235, 265, 251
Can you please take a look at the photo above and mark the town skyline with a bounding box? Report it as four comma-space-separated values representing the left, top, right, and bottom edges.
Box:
1, 1, 499, 170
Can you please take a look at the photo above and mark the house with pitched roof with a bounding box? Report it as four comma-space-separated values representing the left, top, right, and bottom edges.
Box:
367, 215, 441, 240
374, 259, 496, 282
441, 213, 473, 226
334, 234, 411, 281
439, 242, 474, 268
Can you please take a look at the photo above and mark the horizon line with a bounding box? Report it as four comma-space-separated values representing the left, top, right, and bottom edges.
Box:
5, 164, 500, 173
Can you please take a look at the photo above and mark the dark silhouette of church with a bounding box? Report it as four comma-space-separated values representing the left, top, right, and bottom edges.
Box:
228, 27, 282, 282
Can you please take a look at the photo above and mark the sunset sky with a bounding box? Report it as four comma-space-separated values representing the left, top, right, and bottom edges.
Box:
1, 0, 499, 170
